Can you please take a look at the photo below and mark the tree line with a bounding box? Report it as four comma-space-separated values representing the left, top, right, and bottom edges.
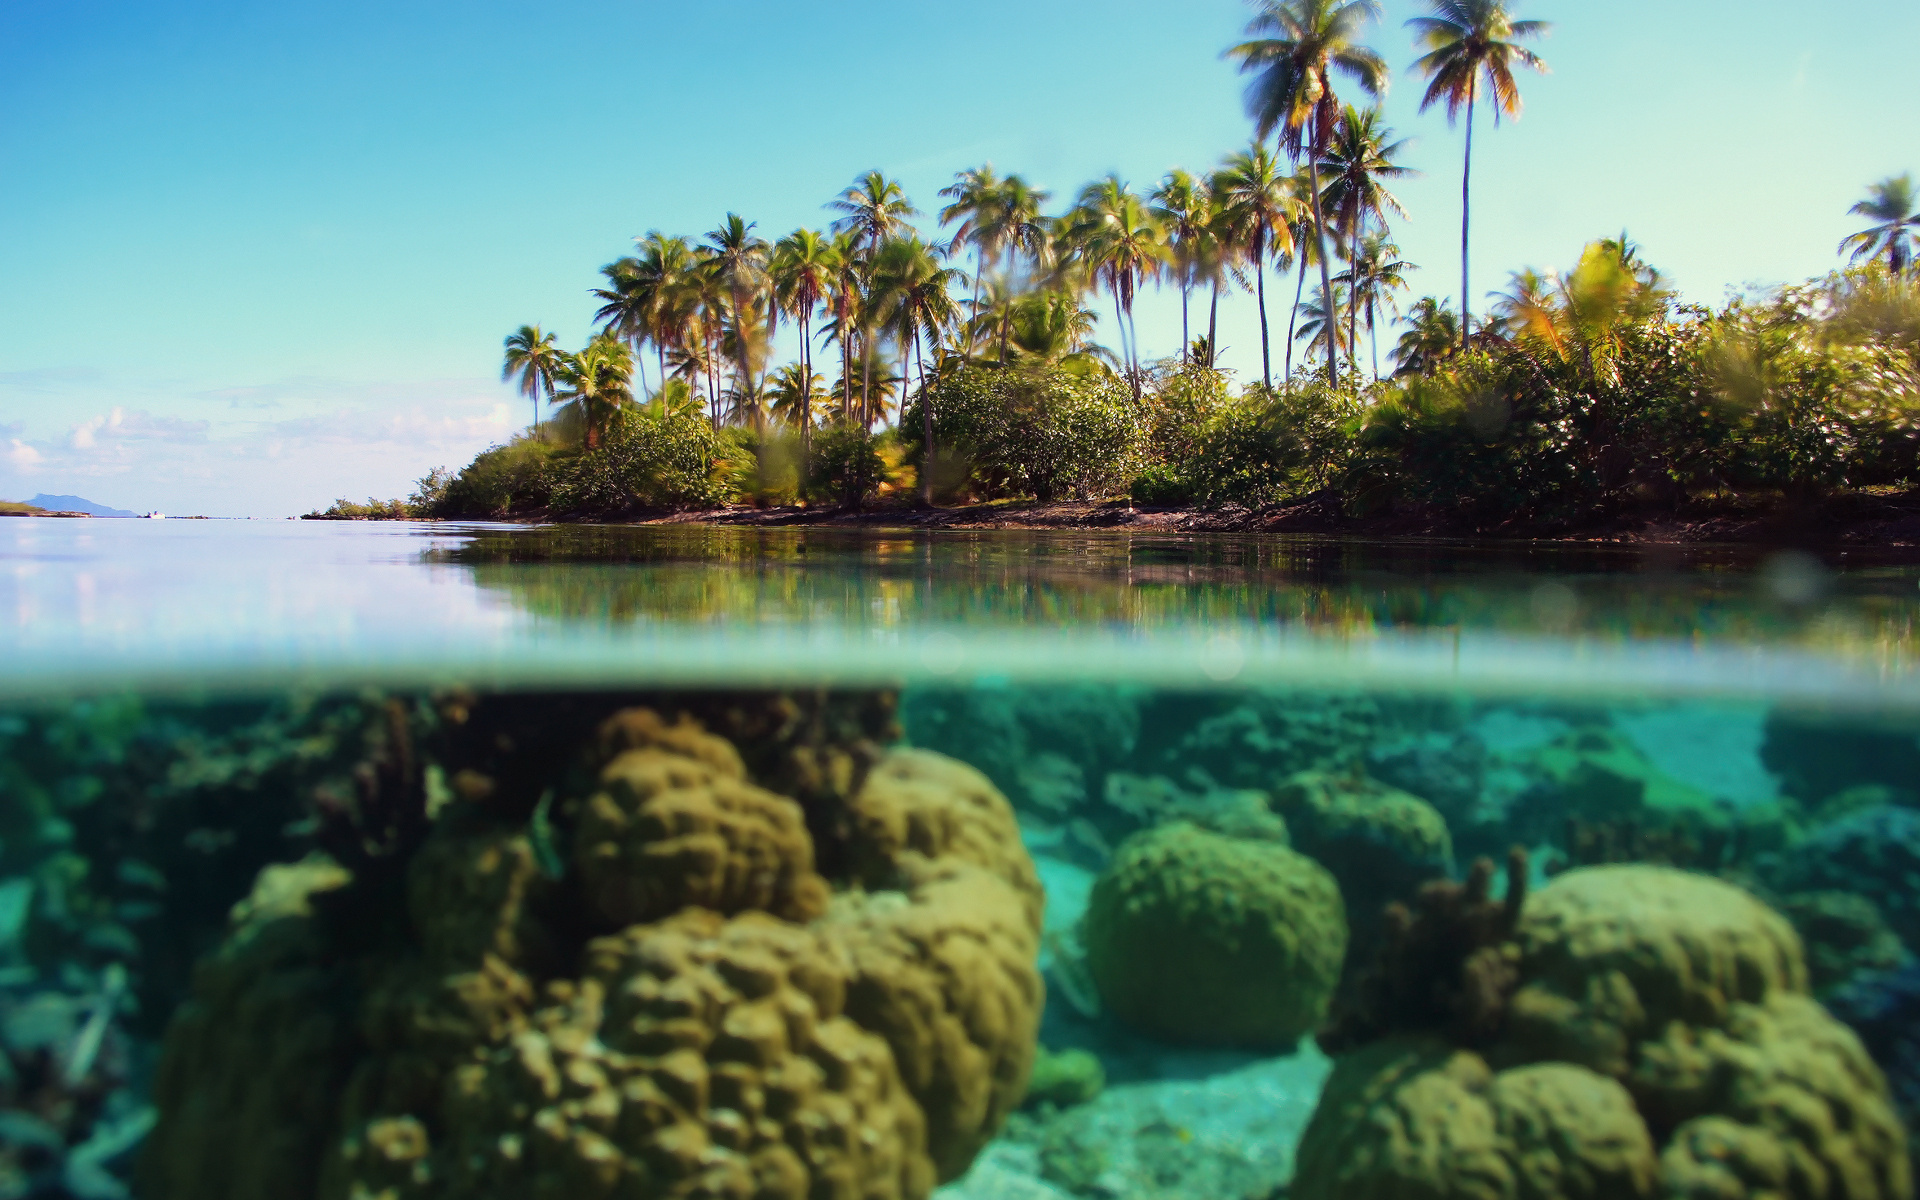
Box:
368, 0, 1919, 524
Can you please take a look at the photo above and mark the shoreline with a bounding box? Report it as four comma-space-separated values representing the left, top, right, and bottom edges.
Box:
329, 489, 1920, 553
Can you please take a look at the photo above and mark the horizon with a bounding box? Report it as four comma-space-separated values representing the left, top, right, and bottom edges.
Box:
2, 0, 1915, 517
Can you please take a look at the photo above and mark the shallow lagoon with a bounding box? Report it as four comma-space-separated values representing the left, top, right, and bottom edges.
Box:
2, 519, 1918, 1199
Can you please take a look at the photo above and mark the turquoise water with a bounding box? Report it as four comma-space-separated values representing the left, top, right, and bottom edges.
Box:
3, 518, 1919, 1199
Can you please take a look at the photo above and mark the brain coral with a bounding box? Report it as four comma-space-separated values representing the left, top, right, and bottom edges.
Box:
1293, 1037, 1658, 1200
139, 694, 1042, 1200
1296, 864, 1913, 1200
1082, 822, 1347, 1049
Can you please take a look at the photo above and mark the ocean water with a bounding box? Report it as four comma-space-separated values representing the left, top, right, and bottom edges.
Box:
3, 517, 1919, 1199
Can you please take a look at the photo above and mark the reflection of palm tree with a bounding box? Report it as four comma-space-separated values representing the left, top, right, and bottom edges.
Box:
1841, 175, 1919, 274
1318, 105, 1414, 370
501, 325, 563, 438
1337, 232, 1414, 378
1150, 170, 1214, 361
1212, 145, 1299, 388
1391, 296, 1462, 376
1231, 0, 1389, 384
1409, 0, 1551, 351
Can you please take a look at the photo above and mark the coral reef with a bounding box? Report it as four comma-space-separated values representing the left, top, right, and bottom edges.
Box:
1763, 803, 1920, 950
1828, 963, 1920, 1152
1319, 847, 1527, 1053
1761, 710, 1920, 810
1146, 691, 1387, 793
138, 693, 1042, 1200
1081, 823, 1347, 1049
1775, 890, 1909, 992
1293, 1038, 1658, 1200
1270, 770, 1454, 979
1503, 725, 1738, 847
1299, 865, 1912, 1200
900, 687, 1140, 820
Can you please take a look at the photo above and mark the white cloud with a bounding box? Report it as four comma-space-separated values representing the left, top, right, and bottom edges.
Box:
6, 440, 41, 467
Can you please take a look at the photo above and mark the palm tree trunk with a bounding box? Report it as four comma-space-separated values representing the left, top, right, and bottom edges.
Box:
1369, 298, 1380, 381
1461, 78, 1475, 354
1347, 229, 1360, 381
1208, 282, 1220, 359
1255, 230, 1271, 389
800, 311, 812, 499
1180, 277, 1190, 363
1305, 154, 1337, 383
918, 332, 933, 507
1286, 252, 1308, 380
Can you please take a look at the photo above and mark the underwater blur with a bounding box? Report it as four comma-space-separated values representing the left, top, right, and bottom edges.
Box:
3, 522, 1920, 1199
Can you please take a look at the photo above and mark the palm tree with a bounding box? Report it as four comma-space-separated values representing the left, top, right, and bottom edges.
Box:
1212, 145, 1300, 388
1002, 291, 1117, 372
1841, 174, 1919, 274
501, 324, 563, 439
821, 231, 867, 423
939, 165, 1002, 350
1069, 177, 1168, 394
829, 172, 919, 424
1336, 231, 1415, 378
1409, 0, 1551, 351
871, 236, 962, 503
1282, 190, 1326, 379
550, 331, 635, 449
771, 229, 839, 473
1231, 0, 1390, 385
703, 214, 771, 407
1150, 170, 1215, 361
767, 363, 828, 431
1391, 296, 1462, 375
1295, 283, 1355, 365
1317, 105, 1414, 369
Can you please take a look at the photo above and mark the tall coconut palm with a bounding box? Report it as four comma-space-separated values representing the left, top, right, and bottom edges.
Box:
1150, 170, 1215, 361
1069, 176, 1168, 393
771, 229, 840, 472
592, 258, 651, 394
1231, 0, 1390, 385
1212, 145, 1300, 388
871, 236, 963, 503
938, 165, 1002, 350
1317, 105, 1414, 369
1841, 174, 1919, 275
614, 233, 700, 388
1336, 231, 1415, 378
821, 231, 867, 423
501, 324, 563, 439
1294, 284, 1355, 365
1282, 190, 1327, 380
1409, 0, 1551, 351
703, 214, 771, 405
829, 172, 919, 422
550, 332, 635, 449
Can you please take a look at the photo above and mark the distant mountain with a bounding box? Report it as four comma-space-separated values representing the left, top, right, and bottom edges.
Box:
29, 494, 140, 517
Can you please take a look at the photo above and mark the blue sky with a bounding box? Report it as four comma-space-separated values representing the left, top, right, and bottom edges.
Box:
2, 0, 1914, 516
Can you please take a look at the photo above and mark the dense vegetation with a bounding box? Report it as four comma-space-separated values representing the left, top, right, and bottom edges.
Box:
359, 0, 1918, 528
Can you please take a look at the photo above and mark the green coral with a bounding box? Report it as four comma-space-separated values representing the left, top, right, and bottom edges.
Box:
1082, 822, 1347, 1049
1023, 1046, 1105, 1110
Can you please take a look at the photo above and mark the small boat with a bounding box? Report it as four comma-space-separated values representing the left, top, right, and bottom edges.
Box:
142, 512, 166, 519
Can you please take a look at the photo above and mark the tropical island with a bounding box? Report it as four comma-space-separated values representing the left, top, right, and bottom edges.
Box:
317, 0, 1920, 544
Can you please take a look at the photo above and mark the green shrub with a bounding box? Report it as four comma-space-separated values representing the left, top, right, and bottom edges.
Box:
547, 406, 731, 515
806, 421, 888, 507
439, 438, 560, 517
907, 366, 1146, 501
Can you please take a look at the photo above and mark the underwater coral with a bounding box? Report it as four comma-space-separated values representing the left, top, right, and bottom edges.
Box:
138, 691, 1046, 1200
